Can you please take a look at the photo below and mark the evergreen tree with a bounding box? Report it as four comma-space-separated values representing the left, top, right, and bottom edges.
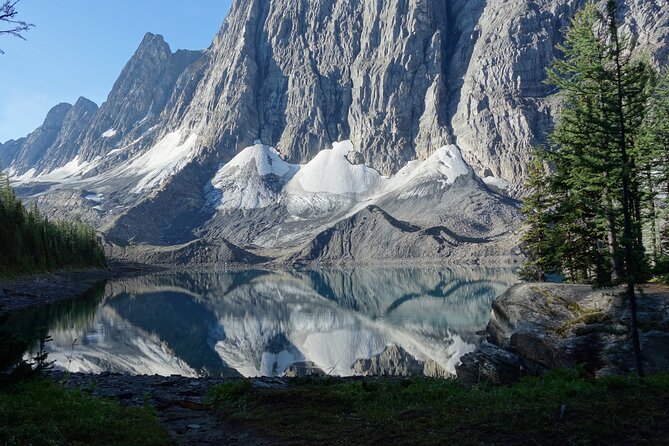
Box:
639, 71, 669, 265
0, 167, 106, 276
604, 0, 650, 377
522, 0, 661, 377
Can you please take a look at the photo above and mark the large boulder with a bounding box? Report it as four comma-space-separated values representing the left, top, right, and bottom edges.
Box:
457, 283, 669, 384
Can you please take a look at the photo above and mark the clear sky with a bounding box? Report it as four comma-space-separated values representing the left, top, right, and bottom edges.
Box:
0, 0, 233, 142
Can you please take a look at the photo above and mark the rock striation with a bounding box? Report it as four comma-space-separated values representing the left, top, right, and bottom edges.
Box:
1, 0, 667, 263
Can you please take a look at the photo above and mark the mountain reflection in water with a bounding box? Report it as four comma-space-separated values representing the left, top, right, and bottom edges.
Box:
14, 267, 517, 378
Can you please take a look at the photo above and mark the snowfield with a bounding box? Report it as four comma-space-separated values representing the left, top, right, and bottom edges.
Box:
287, 140, 385, 196
218, 141, 298, 178
122, 130, 199, 193
207, 140, 474, 215
208, 142, 300, 210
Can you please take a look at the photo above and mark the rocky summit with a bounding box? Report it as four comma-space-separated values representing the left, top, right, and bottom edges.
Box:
1, 0, 668, 265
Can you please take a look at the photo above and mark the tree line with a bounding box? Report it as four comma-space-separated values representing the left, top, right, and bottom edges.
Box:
0, 171, 106, 276
521, 0, 669, 377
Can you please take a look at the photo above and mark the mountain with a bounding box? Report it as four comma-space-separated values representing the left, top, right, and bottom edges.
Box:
1, 0, 667, 265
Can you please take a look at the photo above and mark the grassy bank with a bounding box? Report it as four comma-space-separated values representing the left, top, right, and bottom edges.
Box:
0, 379, 170, 446
209, 371, 669, 445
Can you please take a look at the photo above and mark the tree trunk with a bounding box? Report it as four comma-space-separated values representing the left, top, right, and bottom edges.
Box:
646, 167, 659, 263
608, 0, 644, 377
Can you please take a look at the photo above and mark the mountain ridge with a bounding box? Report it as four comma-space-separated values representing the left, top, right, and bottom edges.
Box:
1, 0, 667, 265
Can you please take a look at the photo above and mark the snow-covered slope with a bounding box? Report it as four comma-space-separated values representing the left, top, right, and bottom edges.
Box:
198, 139, 519, 263
286, 141, 385, 196
119, 130, 199, 193
207, 141, 299, 211
383, 145, 470, 197
10, 129, 200, 194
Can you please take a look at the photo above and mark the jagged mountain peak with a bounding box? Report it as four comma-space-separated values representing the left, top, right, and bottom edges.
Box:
1, 0, 667, 264
41, 103, 73, 129
73, 96, 98, 110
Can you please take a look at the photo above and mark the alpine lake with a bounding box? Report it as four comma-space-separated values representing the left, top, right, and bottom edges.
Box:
10, 267, 518, 378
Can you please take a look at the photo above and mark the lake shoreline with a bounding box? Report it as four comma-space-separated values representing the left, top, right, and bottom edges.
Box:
456, 282, 669, 384
0, 261, 164, 314
50, 371, 401, 445
48, 370, 669, 445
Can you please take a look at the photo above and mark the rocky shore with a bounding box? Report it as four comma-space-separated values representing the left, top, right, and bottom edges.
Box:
456, 283, 669, 385
52, 372, 410, 446
0, 262, 161, 313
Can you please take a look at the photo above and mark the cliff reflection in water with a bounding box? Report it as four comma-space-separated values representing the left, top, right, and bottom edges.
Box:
19, 267, 517, 378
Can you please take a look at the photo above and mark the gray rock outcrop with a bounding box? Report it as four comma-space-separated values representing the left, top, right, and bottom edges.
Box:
456, 283, 669, 385
1, 0, 667, 262
290, 205, 520, 265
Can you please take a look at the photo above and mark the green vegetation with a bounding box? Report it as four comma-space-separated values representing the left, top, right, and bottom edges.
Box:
0, 379, 170, 446
521, 0, 668, 285
0, 171, 106, 276
520, 0, 669, 376
209, 372, 669, 445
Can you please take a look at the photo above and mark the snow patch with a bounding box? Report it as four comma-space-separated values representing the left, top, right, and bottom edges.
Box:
388, 145, 469, 190
102, 128, 117, 138
12, 156, 100, 184
40, 156, 98, 182
218, 143, 298, 178
85, 193, 104, 203
12, 168, 36, 182
482, 176, 509, 190
106, 147, 126, 156
121, 130, 199, 193
287, 141, 385, 196
208, 143, 300, 210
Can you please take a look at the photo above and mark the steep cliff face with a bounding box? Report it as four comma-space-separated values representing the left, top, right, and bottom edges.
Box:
158, 0, 669, 184
451, 0, 669, 184
167, 0, 457, 176
1, 0, 667, 262
77, 33, 204, 164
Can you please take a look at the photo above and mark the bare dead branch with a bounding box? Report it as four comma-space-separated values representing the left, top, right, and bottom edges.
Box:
0, 0, 34, 54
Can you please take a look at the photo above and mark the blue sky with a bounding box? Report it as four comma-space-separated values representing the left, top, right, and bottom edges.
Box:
0, 0, 232, 142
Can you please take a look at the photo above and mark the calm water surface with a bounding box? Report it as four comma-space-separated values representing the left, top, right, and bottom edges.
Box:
12, 267, 517, 377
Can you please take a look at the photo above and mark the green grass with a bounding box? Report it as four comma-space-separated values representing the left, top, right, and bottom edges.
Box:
0, 379, 170, 446
209, 370, 669, 445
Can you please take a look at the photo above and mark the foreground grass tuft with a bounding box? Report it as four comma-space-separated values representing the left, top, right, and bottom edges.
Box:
0, 379, 170, 446
209, 371, 669, 445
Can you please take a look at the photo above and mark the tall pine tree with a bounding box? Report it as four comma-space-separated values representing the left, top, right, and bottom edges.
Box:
522, 0, 660, 377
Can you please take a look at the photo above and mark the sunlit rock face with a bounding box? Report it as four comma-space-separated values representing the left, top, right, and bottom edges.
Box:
14, 267, 517, 378
2, 0, 666, 258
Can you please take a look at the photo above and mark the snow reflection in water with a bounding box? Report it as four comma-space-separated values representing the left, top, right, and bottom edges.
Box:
14, 267, 517, 378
